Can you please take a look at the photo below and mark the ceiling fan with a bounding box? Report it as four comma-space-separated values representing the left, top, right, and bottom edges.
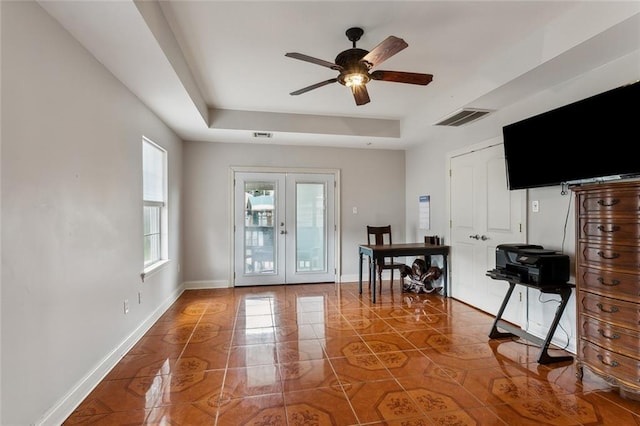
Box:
285, 27, 433, 106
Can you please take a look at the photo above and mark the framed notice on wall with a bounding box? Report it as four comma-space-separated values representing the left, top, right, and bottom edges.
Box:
419, 195, 430, 229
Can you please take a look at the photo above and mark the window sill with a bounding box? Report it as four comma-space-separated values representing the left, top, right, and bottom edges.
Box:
141, 259, 171, 282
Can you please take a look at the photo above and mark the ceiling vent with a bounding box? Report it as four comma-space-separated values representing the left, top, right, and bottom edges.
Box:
253, 132, 273, 138
434, 108, 493, 127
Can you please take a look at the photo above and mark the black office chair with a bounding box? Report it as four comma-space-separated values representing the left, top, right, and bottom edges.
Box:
367, 225, 404, 291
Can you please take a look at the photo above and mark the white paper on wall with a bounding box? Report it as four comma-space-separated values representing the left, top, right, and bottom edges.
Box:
419, 195, 430, 229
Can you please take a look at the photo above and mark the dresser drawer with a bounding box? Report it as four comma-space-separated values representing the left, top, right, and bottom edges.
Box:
578, 266, 640, 303
580, 315, 640, 359
578, 190, 640, 215
579, 291, 640, 330
579, 218, 640, 244
578, 243, 640, 274
579, 340, 640, 385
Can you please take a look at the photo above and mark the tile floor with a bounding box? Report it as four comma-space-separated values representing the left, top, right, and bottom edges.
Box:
63, 282, 640, 425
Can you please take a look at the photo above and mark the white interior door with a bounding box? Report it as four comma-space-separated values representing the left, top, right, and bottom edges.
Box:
234, 171, 335, 286
449, 141, 527, 323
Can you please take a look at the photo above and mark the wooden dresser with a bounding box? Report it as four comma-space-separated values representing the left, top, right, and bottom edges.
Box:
573, 180, 640, 401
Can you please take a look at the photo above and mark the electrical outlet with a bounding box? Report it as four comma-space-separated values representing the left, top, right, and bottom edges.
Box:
124, 299, 129, 314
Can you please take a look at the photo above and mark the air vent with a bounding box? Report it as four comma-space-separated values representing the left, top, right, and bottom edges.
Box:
434, 108, 493, 127
253, 132, 273, 138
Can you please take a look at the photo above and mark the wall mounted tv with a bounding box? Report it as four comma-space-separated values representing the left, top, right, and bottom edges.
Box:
502, 80, 640, 190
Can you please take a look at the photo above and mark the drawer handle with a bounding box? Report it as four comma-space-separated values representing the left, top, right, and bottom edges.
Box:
596, 225, 620, 233
597, 251, 620, 260
596, 303, 619, 313
596, 277, 620, 287
597, 329, 620, 340
597, 354, 619, 367
597, 198, 620, 207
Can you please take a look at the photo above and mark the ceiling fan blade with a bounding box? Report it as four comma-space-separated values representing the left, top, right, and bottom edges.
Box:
351, 84, 370, 106
370, 70, 433, 85
361, 36, 408, 68
290, 78, 338, 96
285, 52, 342, 71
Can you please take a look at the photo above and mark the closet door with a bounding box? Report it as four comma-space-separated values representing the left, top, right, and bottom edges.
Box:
449, 142, 526, 322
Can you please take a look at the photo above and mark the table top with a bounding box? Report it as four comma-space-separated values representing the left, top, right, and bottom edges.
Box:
359, 242, 450, 256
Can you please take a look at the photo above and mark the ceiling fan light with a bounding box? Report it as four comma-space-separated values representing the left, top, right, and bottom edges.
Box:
343, 73, 368, 87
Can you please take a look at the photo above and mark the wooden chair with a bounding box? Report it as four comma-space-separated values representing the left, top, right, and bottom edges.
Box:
367, 225, 404, 290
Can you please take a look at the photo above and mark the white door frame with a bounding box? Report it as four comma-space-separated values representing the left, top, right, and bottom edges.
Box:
229, 166, 341, 285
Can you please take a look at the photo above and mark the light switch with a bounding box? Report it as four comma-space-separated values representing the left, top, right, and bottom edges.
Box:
352, 207, 358, 214
532, 200, 539, 212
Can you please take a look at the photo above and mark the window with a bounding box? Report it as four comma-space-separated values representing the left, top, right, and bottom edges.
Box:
143, 138, 167, 269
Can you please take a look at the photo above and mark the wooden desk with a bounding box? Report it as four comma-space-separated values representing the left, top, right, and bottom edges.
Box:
358, 243, 450, 303
486, 269, 574, 364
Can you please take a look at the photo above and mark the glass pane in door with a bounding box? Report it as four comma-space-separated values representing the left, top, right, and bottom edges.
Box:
243, 181, 276, 274
295, 182, 326, 273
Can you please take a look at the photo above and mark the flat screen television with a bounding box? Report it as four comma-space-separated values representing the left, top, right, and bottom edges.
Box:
502, 80, 640, 190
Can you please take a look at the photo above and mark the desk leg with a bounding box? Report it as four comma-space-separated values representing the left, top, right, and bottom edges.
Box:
358, 251, 363, 294
537, 287, 573, 364
442, 254, 448, 297
489, 282, 574, 365
370, 257, 377, 304
489, 282, 517, 339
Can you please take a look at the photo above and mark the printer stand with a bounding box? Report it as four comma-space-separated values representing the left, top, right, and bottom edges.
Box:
486, 271, 574, 365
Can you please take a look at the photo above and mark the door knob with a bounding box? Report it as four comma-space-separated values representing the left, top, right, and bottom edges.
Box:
469, 234, 479, 240
480, 235, 488, 241
280, 230, 287, 235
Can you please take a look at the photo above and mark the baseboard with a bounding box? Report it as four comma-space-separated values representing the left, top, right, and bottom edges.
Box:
339, 274, 360, 283
36, 284, 185, 426
183, 279, 229, 289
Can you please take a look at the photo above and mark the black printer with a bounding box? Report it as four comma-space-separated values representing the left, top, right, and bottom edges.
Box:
494, 244, 570, 286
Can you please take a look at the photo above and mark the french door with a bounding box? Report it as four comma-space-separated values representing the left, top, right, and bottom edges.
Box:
233, 171, 336, 286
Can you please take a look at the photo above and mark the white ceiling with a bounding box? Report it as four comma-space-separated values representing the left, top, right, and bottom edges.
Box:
39, 1, 640, 150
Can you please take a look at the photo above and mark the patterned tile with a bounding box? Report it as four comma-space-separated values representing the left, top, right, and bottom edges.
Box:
329, 354, 394, 386
62, 283, 640, 425
280, 358, 339, 392
284, 388, 358, 426
346, 379, 423, 423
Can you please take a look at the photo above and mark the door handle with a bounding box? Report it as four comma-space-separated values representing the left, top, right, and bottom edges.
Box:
280, 230, 287, 235
469, 234, 479, 240
480, 235, 488, 241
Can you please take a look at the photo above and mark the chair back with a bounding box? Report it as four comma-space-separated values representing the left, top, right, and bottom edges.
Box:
367, 225, 393, 246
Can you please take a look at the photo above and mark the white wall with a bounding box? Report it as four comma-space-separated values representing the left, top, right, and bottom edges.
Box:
181, 141, 405, 285
1, 2, 183, 425
409, 47, 639, 253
